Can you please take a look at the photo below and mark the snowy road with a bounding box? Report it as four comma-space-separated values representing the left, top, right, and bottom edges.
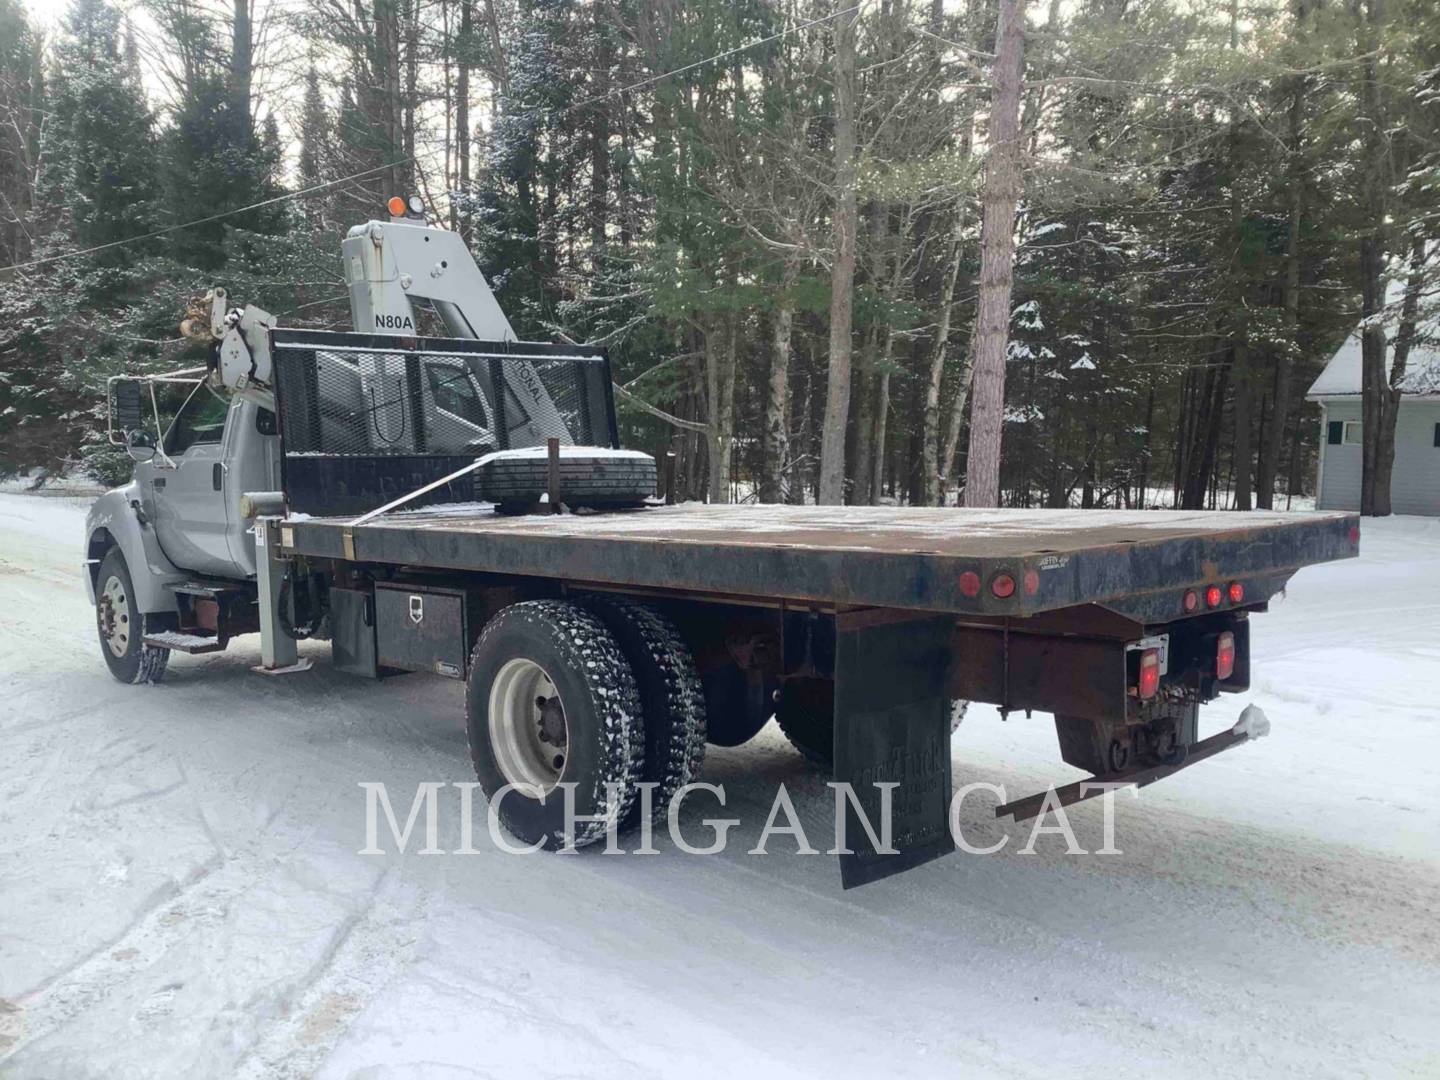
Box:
2, 493, 1438, 1078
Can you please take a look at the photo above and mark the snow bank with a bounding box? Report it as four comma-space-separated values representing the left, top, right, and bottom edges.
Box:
2, 495, 1438, 1078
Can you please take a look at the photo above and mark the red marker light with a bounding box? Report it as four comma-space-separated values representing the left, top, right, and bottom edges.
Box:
1349, 524, 1360, 546
1137, 648, 1161, 700
1216, 631, 1236, 681
1023, 569, 1040, 596
959, 571, 981, 598
1183, 589, 1199, 613
991, 574, 1016, 599
1227, 581, 1245, 604
1205, 585, 1223, 609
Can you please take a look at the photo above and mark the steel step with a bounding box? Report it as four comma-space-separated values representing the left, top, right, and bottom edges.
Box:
168, 579, 252, 602
142, 630, 227, 654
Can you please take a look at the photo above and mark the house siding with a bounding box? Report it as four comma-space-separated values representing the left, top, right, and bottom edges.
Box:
1317, 400, 1362, 511
1316, 398, 1440, 516
1392, 400, 1440, 515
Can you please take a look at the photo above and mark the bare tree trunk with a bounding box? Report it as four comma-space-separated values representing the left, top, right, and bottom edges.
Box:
1182, 349, 1230, 509
403, 0, 418, 185
481, 0, 508, 94
455, 0, 472, 239
962, 0, 1026, 508
921, 218, 965, 505
761, 257, 800, 504
1232, 335, 1253, 510
1375, 237, 1429, 503
794, 363, 814, 505
1355, 0, 1390, 516
1137, 379, 1155, 507
589, 0, 611, 254
940, 321, 978, 504
230, 0, 253, 127
707, 312, 739, 503
818, 3, 859, 506
1225, 0, 1254, 513
372, 0, 406, 196
869, 216, 911, 507
852, 204, 888, 505
1257, 58, 1307, 508
871, 372, 890, 505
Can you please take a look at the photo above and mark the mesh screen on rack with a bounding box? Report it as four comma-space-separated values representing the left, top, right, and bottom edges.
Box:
271, 341, 615, 457
266, 331, 617, 516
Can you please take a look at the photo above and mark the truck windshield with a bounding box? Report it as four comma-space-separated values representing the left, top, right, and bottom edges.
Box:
166, 383, 230, 455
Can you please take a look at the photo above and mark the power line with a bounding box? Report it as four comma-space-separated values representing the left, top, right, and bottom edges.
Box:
513, 4, 864, 120
0, 160, 410, 275
1, 4, 864, 276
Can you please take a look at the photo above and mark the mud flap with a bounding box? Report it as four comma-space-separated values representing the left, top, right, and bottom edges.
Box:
834, 610, 955, 888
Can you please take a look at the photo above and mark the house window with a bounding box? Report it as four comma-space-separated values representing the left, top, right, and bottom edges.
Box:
1327, 420, 1362, 446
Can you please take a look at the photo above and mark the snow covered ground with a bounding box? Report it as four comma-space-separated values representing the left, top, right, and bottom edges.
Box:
1, 492, 1437, 1079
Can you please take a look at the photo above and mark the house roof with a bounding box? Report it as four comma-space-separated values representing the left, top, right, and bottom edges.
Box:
1307, 282, 1440, 399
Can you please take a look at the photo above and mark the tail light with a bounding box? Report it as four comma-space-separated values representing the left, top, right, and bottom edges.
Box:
1216, 631, 1236, 681
991, 573, 1016, 599
1182, 589, 1199, 613
1227, 581, 1245, 604
1205, 585, 1223, 609
1137, 648, 1161, 700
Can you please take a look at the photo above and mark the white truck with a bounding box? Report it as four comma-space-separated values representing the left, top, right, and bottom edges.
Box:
84, 198, 1360, 886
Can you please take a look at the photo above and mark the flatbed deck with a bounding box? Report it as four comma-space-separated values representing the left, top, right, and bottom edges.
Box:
282, 503, 1359, 618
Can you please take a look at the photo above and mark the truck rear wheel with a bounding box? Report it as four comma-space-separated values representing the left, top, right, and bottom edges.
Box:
774, 677, 834, 764
466, 601, 643, 850
95, 548, 170, 685
775, 679, 968, 767
583, 596, 706, 827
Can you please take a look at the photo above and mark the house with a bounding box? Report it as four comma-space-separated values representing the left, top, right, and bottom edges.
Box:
1306, 299, 1440, 515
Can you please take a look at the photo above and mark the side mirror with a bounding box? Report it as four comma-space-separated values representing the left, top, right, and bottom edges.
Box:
126, 428, 156, 463
109, 378, 146, 446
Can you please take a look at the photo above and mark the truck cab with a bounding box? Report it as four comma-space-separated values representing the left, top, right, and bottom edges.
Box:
139, 386, 280, 580
83, 196, 575, 677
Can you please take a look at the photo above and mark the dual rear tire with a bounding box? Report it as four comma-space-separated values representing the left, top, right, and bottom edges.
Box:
775, 678, 968, 768
465, 598, 706, 850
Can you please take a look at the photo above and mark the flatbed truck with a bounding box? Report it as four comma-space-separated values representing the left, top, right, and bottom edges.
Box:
84, 199, 1359, 886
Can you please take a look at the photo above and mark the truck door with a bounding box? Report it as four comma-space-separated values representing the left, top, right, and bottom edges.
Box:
219, 400, 282, 577
153, 383, 241, 578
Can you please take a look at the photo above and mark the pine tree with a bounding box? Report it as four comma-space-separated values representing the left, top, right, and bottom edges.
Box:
0, 0, 165, 476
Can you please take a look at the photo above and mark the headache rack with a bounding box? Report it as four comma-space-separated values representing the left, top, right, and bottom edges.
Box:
268, 329, 619, 516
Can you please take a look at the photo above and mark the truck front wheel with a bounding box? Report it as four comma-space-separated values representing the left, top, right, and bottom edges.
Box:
466, 601, 644, 850
95, 548, 170, 685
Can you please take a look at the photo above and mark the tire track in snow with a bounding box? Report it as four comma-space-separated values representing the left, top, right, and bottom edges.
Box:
2, 850, 227, 1057
230, 869, 430, 1080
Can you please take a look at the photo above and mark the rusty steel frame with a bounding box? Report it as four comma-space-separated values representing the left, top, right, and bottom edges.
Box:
993, 726, 1256, 823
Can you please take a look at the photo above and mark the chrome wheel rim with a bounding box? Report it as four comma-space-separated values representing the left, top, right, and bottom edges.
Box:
488, 658, 568, 794
99, 574, 132, 658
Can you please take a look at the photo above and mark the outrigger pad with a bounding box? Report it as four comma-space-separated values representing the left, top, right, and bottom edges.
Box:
833, 611, 955, 888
